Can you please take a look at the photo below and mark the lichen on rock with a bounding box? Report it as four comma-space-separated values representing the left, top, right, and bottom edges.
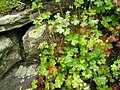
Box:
15, 64, 38, 78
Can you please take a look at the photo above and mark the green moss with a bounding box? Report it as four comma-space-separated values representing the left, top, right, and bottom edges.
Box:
0, 0, 20, 15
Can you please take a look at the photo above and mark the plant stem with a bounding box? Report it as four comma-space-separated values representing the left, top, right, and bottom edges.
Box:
45, 30, 59, 53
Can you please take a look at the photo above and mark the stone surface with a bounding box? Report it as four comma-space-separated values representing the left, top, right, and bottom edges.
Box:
22, 26, 46, 63
0, 31, 22, 79
15, 64, 38, 78
0, 63, 38, 90
0, 9, 38, 32
0, 0, 72, 33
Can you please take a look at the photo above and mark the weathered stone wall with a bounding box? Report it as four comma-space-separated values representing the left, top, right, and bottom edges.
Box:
0, 6, 41, 90
0, 31, 22, 78
0, 9, 41, 89
0, 8, 40, 79
0, 0, 72, 89
22, 26, 46, 63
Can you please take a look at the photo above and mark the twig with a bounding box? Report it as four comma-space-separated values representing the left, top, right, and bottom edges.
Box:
59, 3, 64, 18
44, 30, 59, 53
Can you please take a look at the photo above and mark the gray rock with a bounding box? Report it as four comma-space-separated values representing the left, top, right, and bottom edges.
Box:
0, 31, 22, 78
15, 64, 38, 78
0, 63, 38, 90
0, 9, 39, 32
0, 0, 72, 33
22, 26, 46, 63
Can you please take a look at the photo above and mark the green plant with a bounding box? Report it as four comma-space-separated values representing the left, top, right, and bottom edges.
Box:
30, 0, 120, 89
111, 59, 120, 79
27, 79, 38, 90
0, 0, 20, 15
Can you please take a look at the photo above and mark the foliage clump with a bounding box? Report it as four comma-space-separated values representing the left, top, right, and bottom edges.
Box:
29, 0, 120, 90
0, 0, 20, 15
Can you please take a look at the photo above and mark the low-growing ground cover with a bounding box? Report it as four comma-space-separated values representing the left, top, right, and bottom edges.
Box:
25, 0, 120, 90
27, 0, 120, 90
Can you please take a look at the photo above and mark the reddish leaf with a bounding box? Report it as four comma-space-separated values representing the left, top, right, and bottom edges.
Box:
58, 68, 62, 73
107, 35, 119, 42
116, 43, 120, 47
100, 34, 107, 42
75, 25, 91, 35
112, 86, 118, 90
116, 28, 120, 32
48, 66, 54, 74
106, 49, 112, 56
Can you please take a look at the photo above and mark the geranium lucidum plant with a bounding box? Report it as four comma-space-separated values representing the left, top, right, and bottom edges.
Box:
28, 0, 120, 90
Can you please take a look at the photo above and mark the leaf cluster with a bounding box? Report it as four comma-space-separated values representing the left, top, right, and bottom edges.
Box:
29, 0, 120, 90
0, 0, 20, 15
